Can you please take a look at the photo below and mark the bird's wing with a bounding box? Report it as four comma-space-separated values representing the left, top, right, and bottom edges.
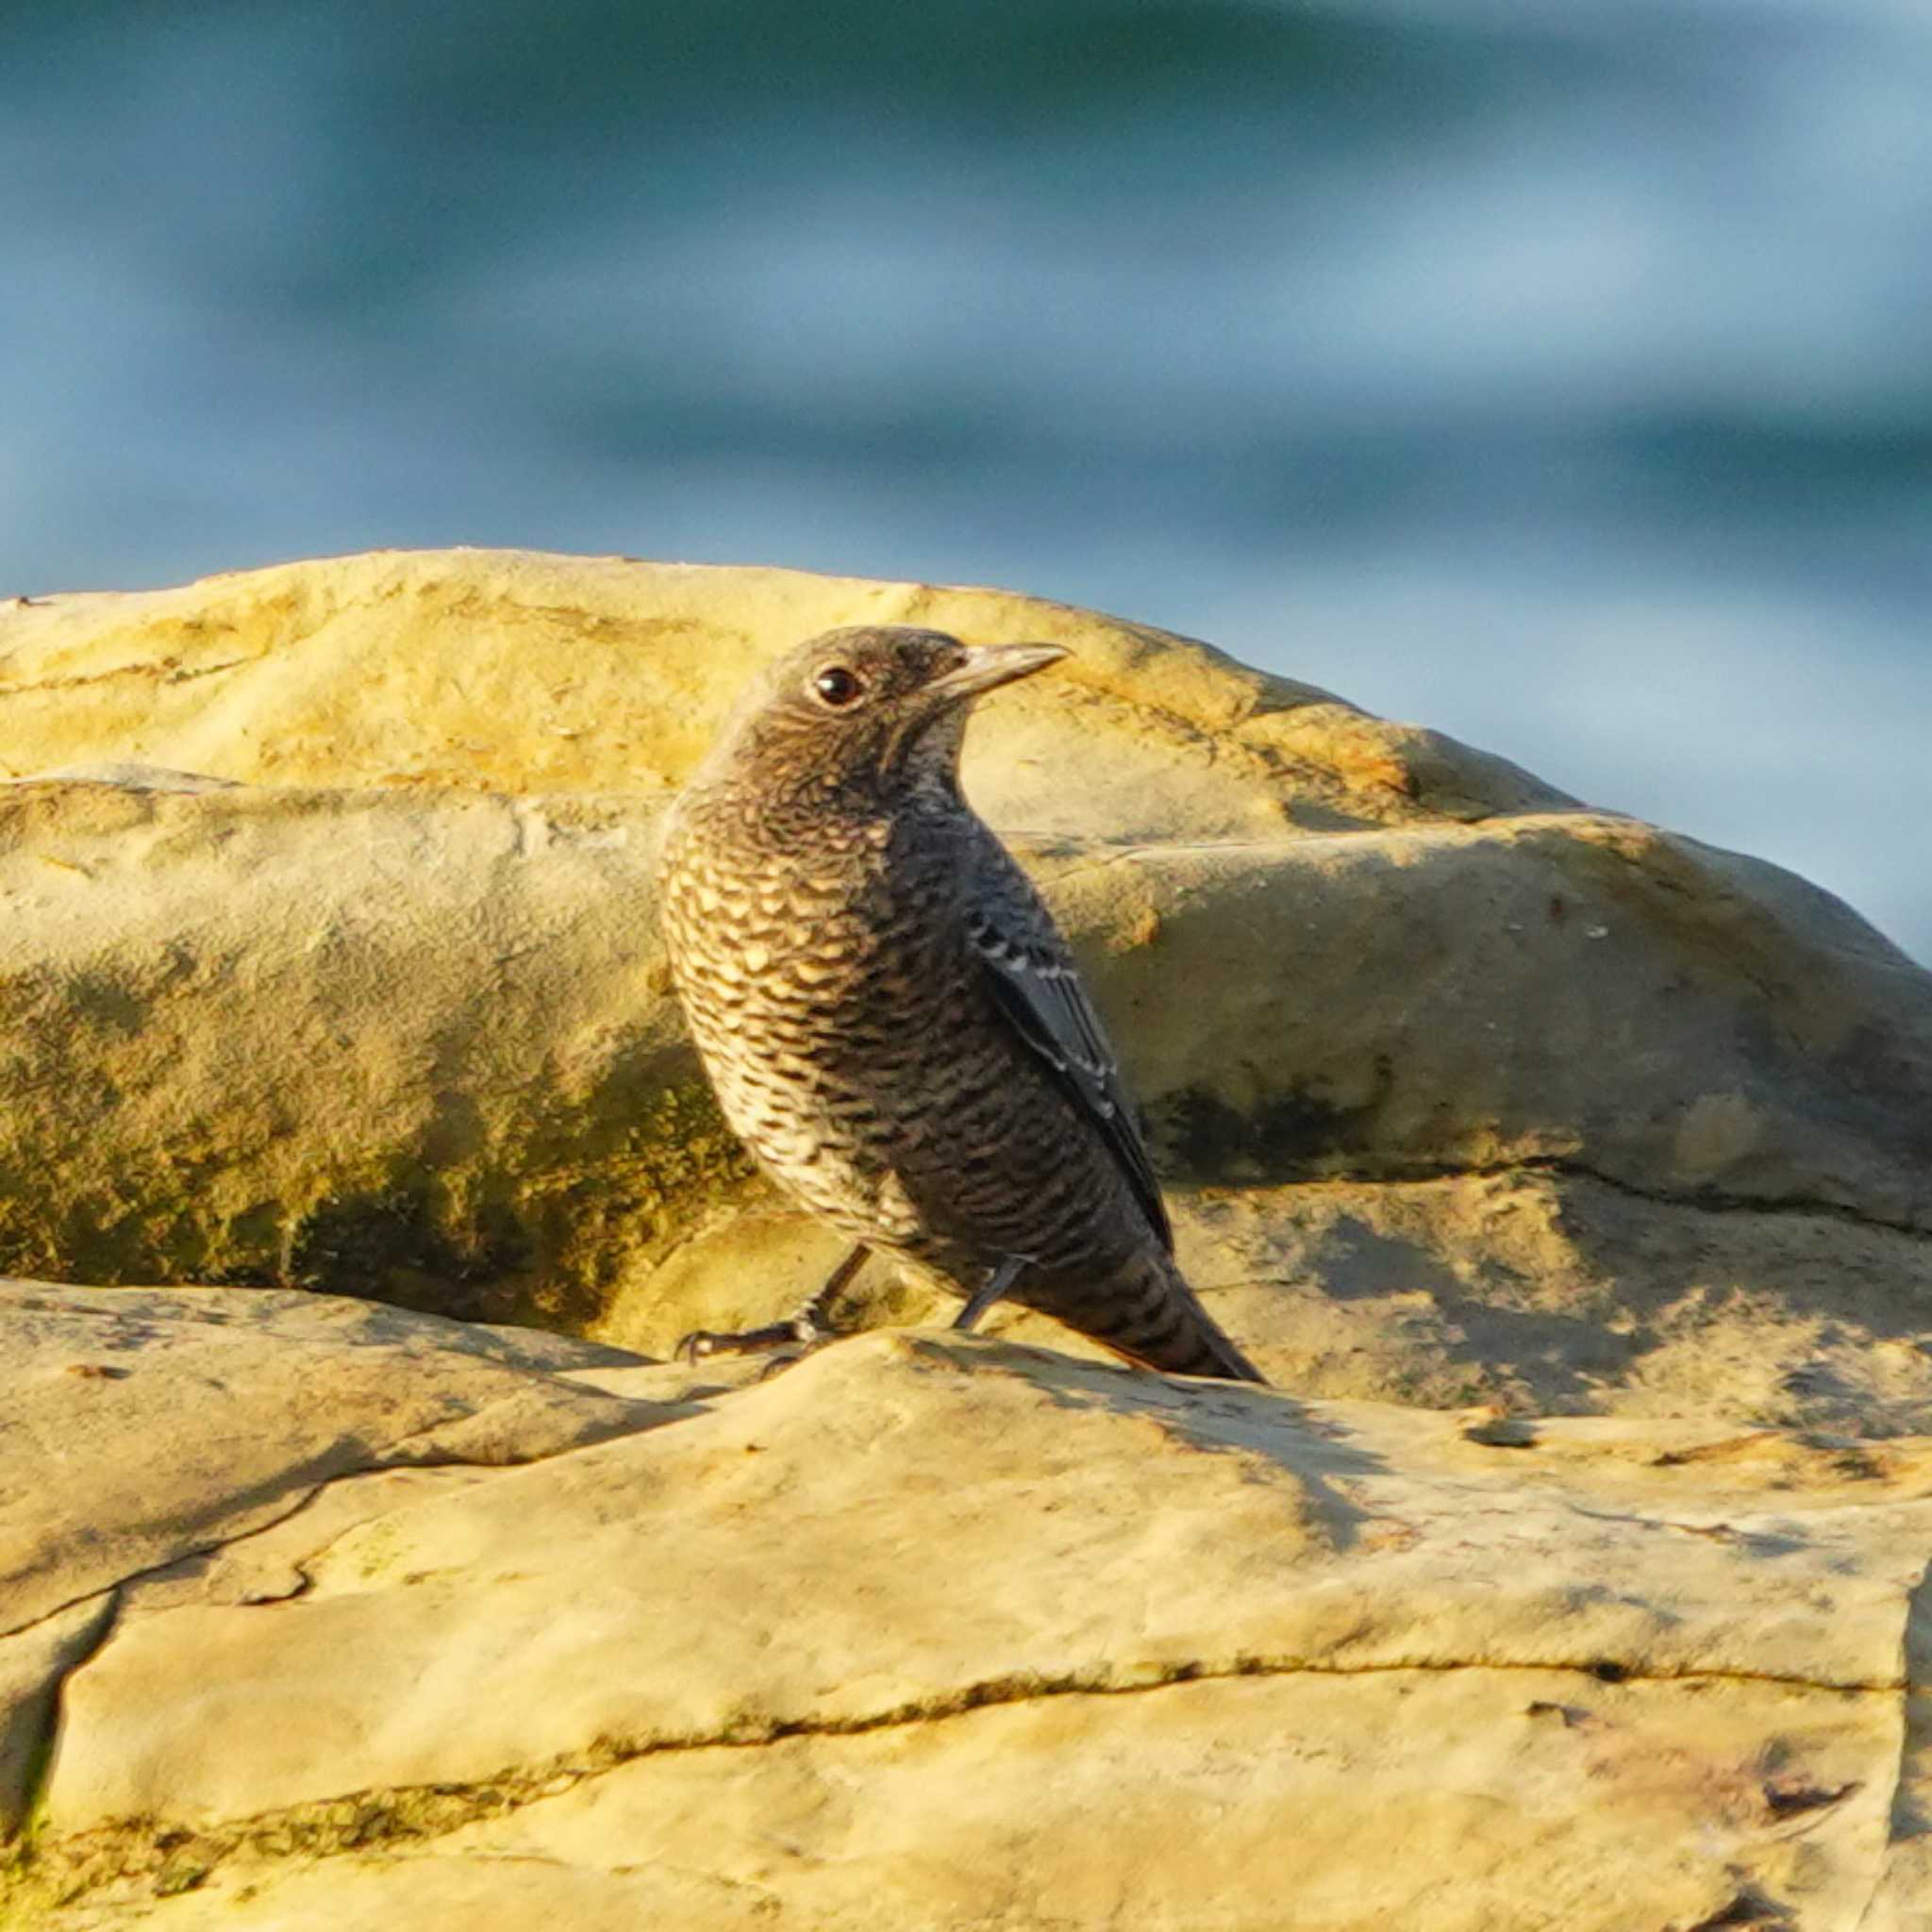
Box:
962, 836, 1174, 1253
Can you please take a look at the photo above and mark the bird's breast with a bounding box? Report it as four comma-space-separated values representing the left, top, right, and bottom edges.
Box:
657, 808, 971, 1043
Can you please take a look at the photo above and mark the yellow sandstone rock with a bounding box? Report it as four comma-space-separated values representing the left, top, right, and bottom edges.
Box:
4, 552, 1932, 1928
0, 547, 1555, 828
4, 1305, 1927, 1930
1, 552, 1927, 1428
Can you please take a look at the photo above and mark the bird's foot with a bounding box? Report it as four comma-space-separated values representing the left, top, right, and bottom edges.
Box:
675, 1246, 870, 1376
951, 1253, 1034, 1333
675, 1307, 835, 1369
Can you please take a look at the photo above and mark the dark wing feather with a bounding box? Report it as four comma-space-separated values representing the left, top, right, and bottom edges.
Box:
962, 839, 1174, 1253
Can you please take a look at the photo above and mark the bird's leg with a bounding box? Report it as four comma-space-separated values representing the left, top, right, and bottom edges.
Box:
952, 1254, 1033, 1334
675, 1244, 870, 1364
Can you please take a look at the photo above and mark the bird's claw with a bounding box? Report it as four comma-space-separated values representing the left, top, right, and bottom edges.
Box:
674, 1311, 831, 1367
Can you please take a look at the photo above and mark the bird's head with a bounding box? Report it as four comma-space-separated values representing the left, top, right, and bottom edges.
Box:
705, 625, 1068, 800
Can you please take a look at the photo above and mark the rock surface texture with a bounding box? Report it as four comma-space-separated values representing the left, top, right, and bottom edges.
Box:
3, 1292, 1928, 1930
3, 551, 1931, 1925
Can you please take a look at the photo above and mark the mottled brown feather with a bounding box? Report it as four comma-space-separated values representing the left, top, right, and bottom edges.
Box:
655, 624, 1264, 1384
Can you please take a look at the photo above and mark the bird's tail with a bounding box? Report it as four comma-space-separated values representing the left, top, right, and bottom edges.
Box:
1042, 1248, 1267, 1385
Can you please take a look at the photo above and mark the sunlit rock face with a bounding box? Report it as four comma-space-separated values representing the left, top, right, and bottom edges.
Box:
3, 551, 1931, 1925
0, 549, 1926, 1423
7, 1308, 1932, 1930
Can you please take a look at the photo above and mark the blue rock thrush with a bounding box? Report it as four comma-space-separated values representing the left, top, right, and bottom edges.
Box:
655, 625, 1264, 1383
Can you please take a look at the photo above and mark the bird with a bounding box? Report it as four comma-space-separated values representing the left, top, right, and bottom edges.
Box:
653, 624, 1265, 1384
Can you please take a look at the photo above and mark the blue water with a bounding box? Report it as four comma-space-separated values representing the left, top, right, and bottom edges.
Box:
5, 0, 1927, 958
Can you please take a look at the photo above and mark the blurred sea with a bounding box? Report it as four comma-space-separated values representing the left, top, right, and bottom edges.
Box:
4, 0, 1927, 958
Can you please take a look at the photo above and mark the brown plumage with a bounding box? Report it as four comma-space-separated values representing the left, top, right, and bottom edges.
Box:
654, 624, 1264, 1383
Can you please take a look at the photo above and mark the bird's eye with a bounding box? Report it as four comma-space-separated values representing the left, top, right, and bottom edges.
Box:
811, 664, 865, 708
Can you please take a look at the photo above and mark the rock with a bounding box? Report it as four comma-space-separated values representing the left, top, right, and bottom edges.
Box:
0, 553, 1926, 1429
0, 1283, 671, 1635
7, 552, 1932, 1924
0, 1599, 112, 1841
0, 1281, 684, 1838
0, 548, 1564, 833
0, 777, 725, 1332
1173, 1168, 1932, 1432
7, 1307, 1929, 1929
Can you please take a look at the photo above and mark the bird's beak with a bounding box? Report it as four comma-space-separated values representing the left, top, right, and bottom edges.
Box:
925, 642, 1069, 707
